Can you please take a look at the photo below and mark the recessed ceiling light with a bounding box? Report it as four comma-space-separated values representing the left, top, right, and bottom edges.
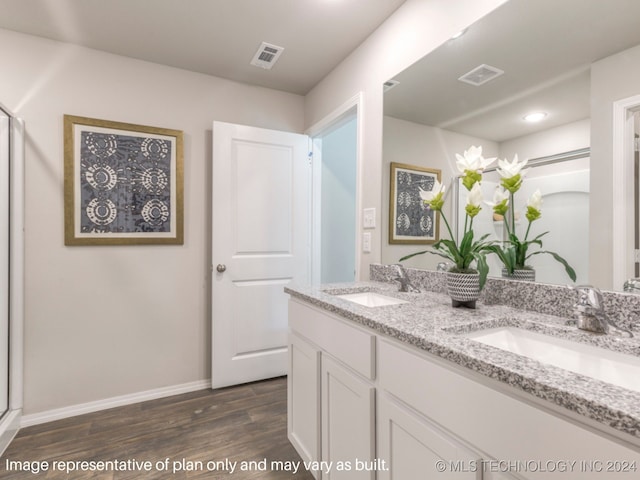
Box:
523, 112, 547, 122
451, 29, 466, 40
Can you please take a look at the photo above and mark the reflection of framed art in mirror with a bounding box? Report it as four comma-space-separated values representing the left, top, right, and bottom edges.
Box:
389, 162, 440, 245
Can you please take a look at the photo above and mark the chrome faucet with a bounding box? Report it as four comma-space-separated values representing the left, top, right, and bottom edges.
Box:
437, 262, 452, 272
570, 285, 633, 337
623, 278, 640, 293
393, 264, 420, 293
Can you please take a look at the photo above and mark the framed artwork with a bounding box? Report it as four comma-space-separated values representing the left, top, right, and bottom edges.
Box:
64, 115, 184, 245
389, 162, 441, 244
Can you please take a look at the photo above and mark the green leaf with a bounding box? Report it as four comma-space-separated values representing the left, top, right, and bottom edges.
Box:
399, 248, 456, 264
506, 245, 517, 268
459, 230, 474, 257
471, 252, 489, 289
399, 250, 429, 262
444, 242, 466, 267
486, 244, 510, 272
530, 231, 549, 242
486, 243, 518, 273
508, 233, 521, 246
526, 250, 577, 282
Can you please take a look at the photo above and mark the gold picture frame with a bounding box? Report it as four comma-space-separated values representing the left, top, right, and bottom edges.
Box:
64, 115, 184, 245
389, 162, 441, 245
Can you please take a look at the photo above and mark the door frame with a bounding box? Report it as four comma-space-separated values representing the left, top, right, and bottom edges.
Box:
612, 95, 640, 289
0, 106, 24, 454
306, 92, 364, 284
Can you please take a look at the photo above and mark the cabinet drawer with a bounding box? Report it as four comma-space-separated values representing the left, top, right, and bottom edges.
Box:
289, 299, 375, 380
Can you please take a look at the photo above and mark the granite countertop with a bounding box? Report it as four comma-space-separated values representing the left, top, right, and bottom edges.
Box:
285, 281, 640, 441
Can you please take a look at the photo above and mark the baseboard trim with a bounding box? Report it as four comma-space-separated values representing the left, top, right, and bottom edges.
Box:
0, 409, 21, 456
21, 379, 211, 428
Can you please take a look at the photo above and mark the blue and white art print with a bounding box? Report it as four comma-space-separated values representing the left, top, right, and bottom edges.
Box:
389, 162, 440, 244
64, 115, 184, 245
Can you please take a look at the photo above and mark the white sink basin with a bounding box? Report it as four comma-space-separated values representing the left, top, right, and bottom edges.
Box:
465, 327, 640, 393
335, 292, 408, 307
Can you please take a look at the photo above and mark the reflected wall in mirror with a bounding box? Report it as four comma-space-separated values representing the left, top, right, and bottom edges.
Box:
382, 0, 640, 291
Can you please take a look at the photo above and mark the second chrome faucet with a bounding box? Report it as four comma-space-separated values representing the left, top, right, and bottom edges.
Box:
570, 285, 633, 337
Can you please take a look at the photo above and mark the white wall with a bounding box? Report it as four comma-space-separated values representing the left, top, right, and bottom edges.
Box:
0, 28, 304, 415
304, 0, 509, 279
490, 120, 591, 285
382, 116, 499, 269
499, 119, 591, 283
499, 118, 590, 162
321, 117, 357, 283
591, 43, 640, 290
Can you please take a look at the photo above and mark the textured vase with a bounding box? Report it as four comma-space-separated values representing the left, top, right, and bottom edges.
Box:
501, 267, 535, 282
446, 272, 480, 309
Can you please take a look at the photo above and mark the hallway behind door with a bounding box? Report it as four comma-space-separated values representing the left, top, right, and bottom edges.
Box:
319, 116, 357, 284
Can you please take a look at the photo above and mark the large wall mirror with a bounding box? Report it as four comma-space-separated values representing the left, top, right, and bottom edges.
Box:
383, 0, 640, 291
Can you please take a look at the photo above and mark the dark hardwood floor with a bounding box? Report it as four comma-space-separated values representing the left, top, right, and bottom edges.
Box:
1, 377, 313, 479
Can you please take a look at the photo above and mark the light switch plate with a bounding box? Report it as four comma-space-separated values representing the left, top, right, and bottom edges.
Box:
362, 232, 372, 253
363, 208, 376, 229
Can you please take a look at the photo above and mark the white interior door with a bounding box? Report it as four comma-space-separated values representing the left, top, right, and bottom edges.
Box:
212, 121, 310, 388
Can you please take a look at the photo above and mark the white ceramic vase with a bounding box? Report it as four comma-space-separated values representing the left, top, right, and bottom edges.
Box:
501, 267, 535, 282
446, 271, 480, 309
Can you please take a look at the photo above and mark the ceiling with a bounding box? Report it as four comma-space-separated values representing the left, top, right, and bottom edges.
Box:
384, 0, 640, 142
0, 0, 406, 95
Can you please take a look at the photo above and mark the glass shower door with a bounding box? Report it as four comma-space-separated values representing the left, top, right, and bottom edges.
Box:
0, 110, 9, 419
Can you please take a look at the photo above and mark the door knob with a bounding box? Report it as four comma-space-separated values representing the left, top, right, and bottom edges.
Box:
216, 264, 227, 273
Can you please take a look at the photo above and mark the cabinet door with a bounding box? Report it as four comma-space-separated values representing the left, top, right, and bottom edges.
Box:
322, 355, 375, 480
288, 333, 321, 477
378, 393, 482, 480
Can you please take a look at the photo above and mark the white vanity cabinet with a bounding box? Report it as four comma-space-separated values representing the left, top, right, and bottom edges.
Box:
287, 296, 640, 479
288, 299, 376, 479
378, 338, 640, 480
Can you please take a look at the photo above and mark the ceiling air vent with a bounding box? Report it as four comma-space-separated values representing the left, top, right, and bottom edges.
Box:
250, 42, 284, 70
383, 79, 400, 92
458, 64, 504, 86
